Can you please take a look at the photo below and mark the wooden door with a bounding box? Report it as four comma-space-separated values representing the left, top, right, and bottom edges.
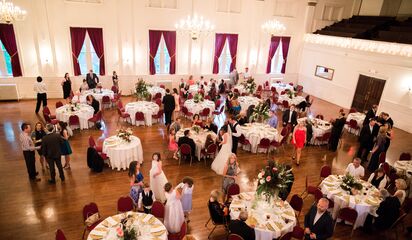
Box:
351, 74, 386, 112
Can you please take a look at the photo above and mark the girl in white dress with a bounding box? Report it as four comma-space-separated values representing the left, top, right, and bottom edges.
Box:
179, 177, 194, 219
211, 125, 233, 175
149, 153, 168, 203
164, 182, 185, 233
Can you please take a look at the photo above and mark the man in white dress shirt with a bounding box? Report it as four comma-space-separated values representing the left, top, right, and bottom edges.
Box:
243, 67, 251, 80
345, 158, 365, 179
34, 76, 48, 114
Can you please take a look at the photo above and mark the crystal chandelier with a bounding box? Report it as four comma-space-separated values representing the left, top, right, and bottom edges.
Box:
175, 13, 214, 40
0, 0, 27, 24
261, 19, 286, 36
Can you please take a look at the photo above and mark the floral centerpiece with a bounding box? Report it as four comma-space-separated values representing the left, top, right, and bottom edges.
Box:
251, 102, 270, 123
340, 173, 363, 195
285, 89, 296, 99
256, 160, 294, 202
191, 125, 201, 134
69, 102, 80, 112
118, 214, 137, 240
241, 78, 257, 94
193, 92, 204, 103
117, 128, 133, 142
134, 78, 152, 100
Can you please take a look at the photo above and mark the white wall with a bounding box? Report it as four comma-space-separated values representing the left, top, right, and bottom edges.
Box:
298, 42, 412, 133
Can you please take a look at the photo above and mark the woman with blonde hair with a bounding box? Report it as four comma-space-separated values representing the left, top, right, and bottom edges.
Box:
394, 178, 407, 204
222, 153, 239, 195
292, 121, 307, 166
208, 189, 230, 224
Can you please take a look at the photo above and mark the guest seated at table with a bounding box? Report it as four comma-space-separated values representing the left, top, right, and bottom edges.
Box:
367, 167, 388, 189
178, 130, 196, 160
208, 189, 230, 224
86, 95, 100, 114
304, 198, 334, 240
203, 117, 218, 134
192, 114, 203, 127
237, 113, 248, 126
267, 110, 278, 128
345, 158, 365, 179
138, 183, 156, 214
364, 189, 400, 232
170, 117, 183, 133
364, 104, 378, 126
209, 83, 217, 100
228, 211, 255, 240
79, 79, 89, 92
199, 84, 205, 95
394, 178, 407, 204
204, 134, 215, 150
169, 128, 179, 160
218, 79, 226, 94
230, 95, 241, 115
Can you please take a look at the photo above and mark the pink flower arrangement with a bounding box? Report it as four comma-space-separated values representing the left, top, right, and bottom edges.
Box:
266, 176, 271, 182
116, 226, 124, 237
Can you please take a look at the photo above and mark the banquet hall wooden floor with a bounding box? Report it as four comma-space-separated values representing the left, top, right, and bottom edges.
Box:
0, 96, 411, 240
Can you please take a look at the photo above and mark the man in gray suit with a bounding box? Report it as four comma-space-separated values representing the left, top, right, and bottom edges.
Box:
41, 124, 65, 184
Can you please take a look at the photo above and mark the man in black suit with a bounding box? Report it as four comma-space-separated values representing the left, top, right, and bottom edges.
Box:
328, 111, 346, 151
304, 198, 334, 240
363, 104, 378, 126
229, 211, 255, 240
381, 112, 394, 128
86, 69, 99, 89
282, 104, 298, 127
228, 115, 241, 154
41, 124, 65, 184
162, 88, 175, 127
357, 118, 379, 162
218, 79, 226, 94
178, 130, 196, 159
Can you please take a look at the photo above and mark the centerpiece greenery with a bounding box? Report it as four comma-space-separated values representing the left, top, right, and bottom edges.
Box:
69, 102, 80, 112
256, 160, 294, 203
191, 125, 201, 134
340, 173, 363, 194
117, 128, 133, 142
117, 214, 137, 240
193, 92, 204, 103
134, 78, 152, 100
242, 78, 257, 94
251, 102, 270, 123
285, 89, 296, 99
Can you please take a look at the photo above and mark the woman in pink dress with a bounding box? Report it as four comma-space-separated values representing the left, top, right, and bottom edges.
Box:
169, 128, 179, 159
292, 121, 306, 166
172, 88, 180, 121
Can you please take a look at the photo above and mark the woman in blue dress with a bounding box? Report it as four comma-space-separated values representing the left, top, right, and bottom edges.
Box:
128, 161, 144, 205
58, 121, 72, 169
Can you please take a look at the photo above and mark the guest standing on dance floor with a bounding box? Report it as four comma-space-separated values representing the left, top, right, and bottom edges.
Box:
42, 124, 65, 184
20, 123, 41, 182
172, 88, 180, 121
328, 111, 346, 151
112, 71, 119, 88
222, 154, 239, 198
164, 182, 185, 234
57, 121, 72, 169
368, 126, 387, 173
31, 122, 46, 170
292, 121, 306, 166
86, 69, 99, 89
179, 176, 194, 220
162, 89, 175, 127
61, 73, 72, 102
149, 153, 168, 203
34, 76, 47, 114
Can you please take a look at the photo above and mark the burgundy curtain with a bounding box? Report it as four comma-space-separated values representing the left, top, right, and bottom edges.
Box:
70, 27, 87, 76
212, 34, 227, 74
227, 34, 238, 72
280, 36, 291, 74
0, 24, 22, 76
266, 36, 281, 73
149, 30, 163, 75
163, 31, 176, 74
87, 28, 105, 75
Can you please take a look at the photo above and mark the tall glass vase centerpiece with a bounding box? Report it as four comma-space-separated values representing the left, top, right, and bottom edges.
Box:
193, 92, 204, 103
241, 78, 257, 95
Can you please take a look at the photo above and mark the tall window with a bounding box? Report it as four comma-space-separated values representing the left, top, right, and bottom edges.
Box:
154, 36, 170, 74
78, 33, 100, 75
270, 39, 283, 74
218, 39, 232, 74
0, 41, 12, 76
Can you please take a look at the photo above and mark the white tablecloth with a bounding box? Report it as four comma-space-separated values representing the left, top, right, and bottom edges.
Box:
55, 104, 95, 130
87, 211, 167, 240
188, 84, 210, 95
229, 192, 297, 240
103, 136, 144, 170
345, 112, 366, 135
125, 101, 159, 126
320, 175, 382, 229
298, 117, 332, 145
238, 96, 261, 112
176, 128, 217, 159
147, 86, 166, 99
393, 160, 412, 175
233, 85, 246, 95
184, 99, 215, 115
270, 83, 293, 93
239, 123, 280, 153
73, 89, 114, 105
278, 94, 306, 106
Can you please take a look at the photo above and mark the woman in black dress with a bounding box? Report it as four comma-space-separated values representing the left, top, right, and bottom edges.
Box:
61, 73, 72, 102
86, 95, 100, 114
31, 122, 47, 170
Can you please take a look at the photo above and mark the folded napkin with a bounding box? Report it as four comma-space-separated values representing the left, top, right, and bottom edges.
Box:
281, 213, 296, 222
88, 234, 104, 240
230, 203, 244, 209
330, 189, 342, 195
106, 217, 118, 227
268, 220, 281, 232
240, 192, 252, 201
90, 230, 106, 237
151, 226, 165, 233
142, 214, 154, 224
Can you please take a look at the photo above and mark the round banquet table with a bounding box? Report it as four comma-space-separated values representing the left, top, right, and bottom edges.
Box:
73, 89, 114, 105
183, 99, 215, 115
238, 96, 261, 112
87, 211, 167, 240
102, 136, 144, 170
125, 101, 159, 126
297, 117, 332, 145
393, 160, 412, 175
55, 104, 94, 130
229, 192, 297, 240
270, 83, 294, 93
320, 175, 382, 229
147, 86, 166, 99
233, 85, 246, 95
239, 123, 280, 153
176, 128, 217, 159
188, 84, 210, 95
344, 112, 366, 135
278, 94, 305, 106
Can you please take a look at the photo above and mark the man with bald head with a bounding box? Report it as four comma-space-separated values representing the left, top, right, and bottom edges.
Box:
304, 198, 334, 240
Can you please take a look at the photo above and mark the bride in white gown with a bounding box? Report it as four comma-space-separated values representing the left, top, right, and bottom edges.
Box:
211, 125, 233, 175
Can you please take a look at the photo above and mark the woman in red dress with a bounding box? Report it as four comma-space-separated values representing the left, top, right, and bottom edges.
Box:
292, 121, 307, 166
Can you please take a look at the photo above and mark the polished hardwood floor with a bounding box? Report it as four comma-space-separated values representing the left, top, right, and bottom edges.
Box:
0, 96, 411, 240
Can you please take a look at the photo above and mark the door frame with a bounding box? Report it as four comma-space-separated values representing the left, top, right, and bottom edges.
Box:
351, 71, 388, 111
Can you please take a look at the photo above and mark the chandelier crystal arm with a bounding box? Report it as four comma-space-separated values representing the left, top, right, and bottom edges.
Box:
0, 0, 27, 24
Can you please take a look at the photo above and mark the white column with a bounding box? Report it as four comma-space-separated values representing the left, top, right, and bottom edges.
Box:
304, 0, 318, 33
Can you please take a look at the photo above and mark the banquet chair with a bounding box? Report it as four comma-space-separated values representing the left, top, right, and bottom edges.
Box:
289, 82, 294, 86
238, 134, 251, 152
167, 221, 187, 240
182, 106, 193, 119
55, 101, 64, 109
200, 108, 210, 120
88, 111, 102, 129
334, 207, 358, 237
68, 115, 81, 130
88, 135, 103, 153
205, 203, 228, 239
179, 144, 192, 165
43, 112, 59, 125
151, 201, 165, 220
43, 106, 56, 119
225, 183, 240, 203
153, 92, 162, 100
117, 100, 124, 111
159, 84, 165, 89
228, 234, 244, 240
117, 107, 131, 124
279, 232, 292, 240
399, 152, 411, 160
188, 93, 193, 99
349, 107, 357, 113
385, 212, 408, 240
291, 225, 305, 239
282, 100, 289, 111
348, 119, 360, 135
152, 109, 164, 124
111, 85, 119, 94
205, 95, 211, 100
313, 188, 324, 203
55, 229, 67, 240
117, 196, 134, 213
201, 143, 218, 165
111, 91, 121, 107
270, 128, 290, 154
155, 98, 162, 107
289, 194, 303, 218
320, 165, 332, 181
315, 114, 324, 120
134, 112, 145, 126
301, 175, 319, 200
241, 92, 247, 96
257, 138, 271, 155
82, 202, 103, 239
314, 132, 331, 147
101, 95, 111, 109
